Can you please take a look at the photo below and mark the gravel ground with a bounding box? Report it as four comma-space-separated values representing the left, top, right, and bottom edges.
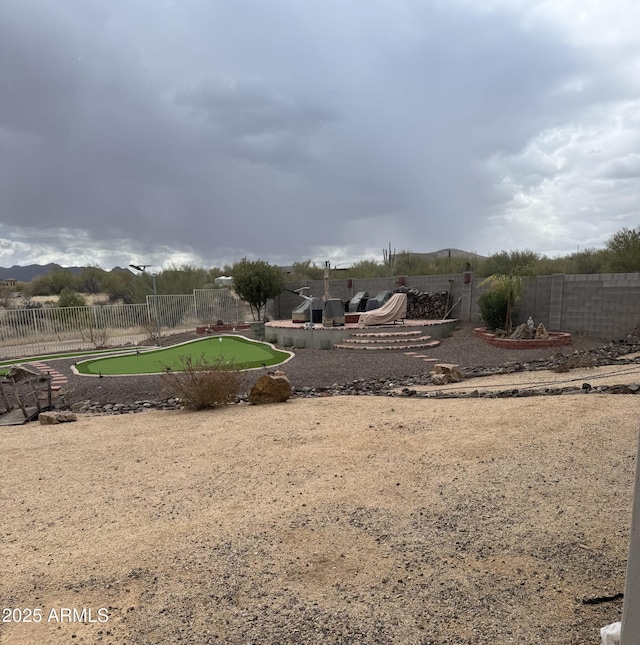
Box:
52, 324, 611, 407
2, 323, 634, 644
1, 395, 635, 644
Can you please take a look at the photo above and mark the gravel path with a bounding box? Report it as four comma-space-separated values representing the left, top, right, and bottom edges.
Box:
52, 324, 613, 407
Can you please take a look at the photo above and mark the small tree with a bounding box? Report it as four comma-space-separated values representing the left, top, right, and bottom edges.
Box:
477, 289, 509, 331
480, 269, 528, 333
231, 258, 285, 321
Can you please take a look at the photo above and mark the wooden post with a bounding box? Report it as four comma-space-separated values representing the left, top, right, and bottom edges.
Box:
11, 380, 28, 419
28, 378, 41, 413
323, 261, 330, 302
0, 380, 12, 412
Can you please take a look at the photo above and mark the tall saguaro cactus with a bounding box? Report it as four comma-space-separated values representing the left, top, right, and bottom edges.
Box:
383, 242, 396, 271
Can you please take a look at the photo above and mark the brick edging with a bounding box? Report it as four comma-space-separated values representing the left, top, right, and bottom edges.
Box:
473, 327, 572, 349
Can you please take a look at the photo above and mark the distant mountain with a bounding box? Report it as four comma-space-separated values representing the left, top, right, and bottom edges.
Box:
415, 248, 487, 260
0, 264, 91, 282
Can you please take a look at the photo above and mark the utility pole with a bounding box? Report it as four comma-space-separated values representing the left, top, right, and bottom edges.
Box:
129, 264, 162, 346
323, 261, 331, 302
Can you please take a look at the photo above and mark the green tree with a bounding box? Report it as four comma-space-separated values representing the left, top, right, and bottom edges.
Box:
566, 249, 607, 274
604, 226, 640, 272
480, 269, 529, 333
393, 251, 431, 276
205, 267, 225, 288
156, 264, 210, 294
477, 289, 509, 331
349, 259, 388, 278
289, 260, 324, 280
429, 255, 472, 275
27, 269, 77, 296
231, 258, 285, 321
103, 268, 139, 304
533, 255, 569, 276
477, 250, 539, 278
76, 266, 108, 293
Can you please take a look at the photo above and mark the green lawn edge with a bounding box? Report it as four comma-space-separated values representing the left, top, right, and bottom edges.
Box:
73, 336, 293, 376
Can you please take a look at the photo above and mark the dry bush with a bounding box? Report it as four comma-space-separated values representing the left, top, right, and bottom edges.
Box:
80, 325, 111, 349
161, 355, 244, 410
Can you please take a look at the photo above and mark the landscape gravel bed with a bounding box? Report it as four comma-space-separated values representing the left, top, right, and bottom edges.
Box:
44, 324, 640, 412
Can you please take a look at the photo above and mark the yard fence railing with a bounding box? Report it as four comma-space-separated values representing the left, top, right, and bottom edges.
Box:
0, 289, 246, 360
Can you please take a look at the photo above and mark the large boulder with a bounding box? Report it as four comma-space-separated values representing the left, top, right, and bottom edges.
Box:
249, 372, 292, 405
510, 323, 531, 339
430, 373, 449, 386
431, 363, 464, 384
39, 411, 77, 425
536, 323, 550, 339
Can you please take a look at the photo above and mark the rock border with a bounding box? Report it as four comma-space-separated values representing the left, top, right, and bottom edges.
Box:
474, 326, 572, 349
61, 343, 640, 414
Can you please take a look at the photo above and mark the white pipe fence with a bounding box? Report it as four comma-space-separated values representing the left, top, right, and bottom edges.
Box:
0, 289, 245, 360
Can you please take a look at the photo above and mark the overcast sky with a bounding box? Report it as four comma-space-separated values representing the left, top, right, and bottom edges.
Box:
2, 0, 640, 270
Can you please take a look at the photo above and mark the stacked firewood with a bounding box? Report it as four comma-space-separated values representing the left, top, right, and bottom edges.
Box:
394, 286, 450, 319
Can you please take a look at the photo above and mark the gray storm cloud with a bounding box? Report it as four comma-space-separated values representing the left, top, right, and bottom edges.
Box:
1, 0, 639, 268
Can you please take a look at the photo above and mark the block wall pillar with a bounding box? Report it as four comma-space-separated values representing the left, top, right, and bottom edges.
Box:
549, 274, 565, 331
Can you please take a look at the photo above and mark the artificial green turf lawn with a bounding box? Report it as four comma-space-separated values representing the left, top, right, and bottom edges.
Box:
75, 336, 290, 375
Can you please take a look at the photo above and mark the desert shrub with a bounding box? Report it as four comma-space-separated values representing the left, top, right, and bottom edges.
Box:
161, 355, 244, 410
478, 289, 509, 331
57, 287, 87, 308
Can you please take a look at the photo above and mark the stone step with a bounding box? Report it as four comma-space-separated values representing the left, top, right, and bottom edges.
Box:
351, 330, 422, 338
335, 340, 440, 351
26, 362, 68, 386
340, 335, 433, 345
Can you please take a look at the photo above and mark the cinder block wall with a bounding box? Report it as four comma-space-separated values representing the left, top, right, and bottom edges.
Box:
551, 273, 640, 340
270, 274, 461, 320
269, 272, 640, 341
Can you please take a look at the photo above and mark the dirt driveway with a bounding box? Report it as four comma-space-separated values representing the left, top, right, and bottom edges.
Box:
1, 394, 638, 643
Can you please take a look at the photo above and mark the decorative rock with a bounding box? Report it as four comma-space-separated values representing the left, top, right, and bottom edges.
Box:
39, 410, 78, 425
430, 373, 449, 386
536, 322, 549, 339
432, 363, 465, 383
510, 323, 531, 340
249, 373, 292, 404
